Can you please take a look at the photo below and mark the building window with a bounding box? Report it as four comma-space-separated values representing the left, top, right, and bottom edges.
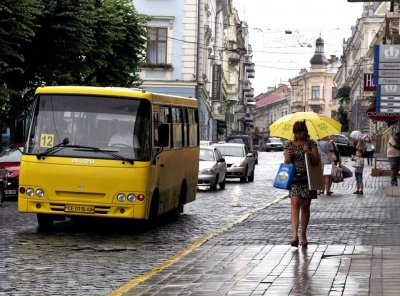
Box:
312, 86, 320, 99
147, 27, 167, 64
332, 87, 337, 100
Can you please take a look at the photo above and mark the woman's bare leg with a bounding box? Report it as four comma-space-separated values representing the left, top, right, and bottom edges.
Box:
300, 198, 312, 244
291, 195, 301, 241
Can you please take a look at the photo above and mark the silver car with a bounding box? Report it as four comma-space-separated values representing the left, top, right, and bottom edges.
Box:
212, 143, 255, 182
198, 146, 227, 190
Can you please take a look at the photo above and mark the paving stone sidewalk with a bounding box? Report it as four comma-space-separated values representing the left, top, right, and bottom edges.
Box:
121, 165, 400, 296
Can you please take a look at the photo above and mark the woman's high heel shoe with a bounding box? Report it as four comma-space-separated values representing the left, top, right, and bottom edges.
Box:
301, 241, 308, 248
290, 237, 299, 248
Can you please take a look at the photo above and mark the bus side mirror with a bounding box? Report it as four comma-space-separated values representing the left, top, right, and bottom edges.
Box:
158, 124, 169, 147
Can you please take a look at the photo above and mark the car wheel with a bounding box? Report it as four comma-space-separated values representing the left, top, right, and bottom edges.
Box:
219, 176, 226, 190
248, 169, 255, 182
240, 168, 248, 183
210, 183, 217, 191
0, 185, 4, 207
37, 214, 55, 229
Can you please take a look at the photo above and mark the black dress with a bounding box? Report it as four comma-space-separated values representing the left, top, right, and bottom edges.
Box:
285, 140, 317, 199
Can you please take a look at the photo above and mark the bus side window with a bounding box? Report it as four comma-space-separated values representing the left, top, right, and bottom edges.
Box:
188, 109, 198, 147
160, 106, 171, 149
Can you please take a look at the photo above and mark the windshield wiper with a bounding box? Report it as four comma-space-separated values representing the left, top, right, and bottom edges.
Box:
36, 138, 134, 164
37, 138, 70, 159
74, 147, 134, 165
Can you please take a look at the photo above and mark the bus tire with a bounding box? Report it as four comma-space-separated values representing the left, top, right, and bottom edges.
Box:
37, 214, 55, 229
149, 191, 159, 221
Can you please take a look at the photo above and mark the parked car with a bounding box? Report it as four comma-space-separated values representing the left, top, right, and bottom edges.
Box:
0, 167, 7, 206
0, 144, 23, 198
332, 134, 356, 157
198, 146, 227, 191
226, 135, 258, 164
265, 137, 284, 151
212, 143, 255, 182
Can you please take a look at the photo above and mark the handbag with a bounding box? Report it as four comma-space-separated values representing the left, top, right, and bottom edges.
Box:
291, 171, 308, 184
323, 164, 334, 176
341, 164, 353, 179
273, 163, 295, 189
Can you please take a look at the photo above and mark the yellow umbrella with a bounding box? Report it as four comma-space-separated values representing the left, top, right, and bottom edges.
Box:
269, 112, 341, 140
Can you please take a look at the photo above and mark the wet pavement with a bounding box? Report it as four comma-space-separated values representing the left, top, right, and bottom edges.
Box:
117, 164, 400, 296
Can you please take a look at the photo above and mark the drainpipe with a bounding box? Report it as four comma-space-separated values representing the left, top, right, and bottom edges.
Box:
195, 0, 201, 100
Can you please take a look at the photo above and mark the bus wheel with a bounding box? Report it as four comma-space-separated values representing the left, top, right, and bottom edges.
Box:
0, 185, 4, 206
37, 214, 55, 229
149, 192, 159, 221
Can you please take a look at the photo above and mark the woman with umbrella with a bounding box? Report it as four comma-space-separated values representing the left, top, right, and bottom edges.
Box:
283, 121, 320, 248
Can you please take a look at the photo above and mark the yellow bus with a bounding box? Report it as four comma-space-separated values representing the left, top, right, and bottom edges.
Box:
18, 86, 199, 228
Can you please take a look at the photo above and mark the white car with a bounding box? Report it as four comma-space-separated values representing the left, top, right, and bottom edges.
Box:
265, 137, 284, 151
212, 143, 255, 182
198, 146, 227, 190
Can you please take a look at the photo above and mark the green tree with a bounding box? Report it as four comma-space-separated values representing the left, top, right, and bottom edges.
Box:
336, 85, 351, 132
2, 0, 149, 141
0, 0, 42, 139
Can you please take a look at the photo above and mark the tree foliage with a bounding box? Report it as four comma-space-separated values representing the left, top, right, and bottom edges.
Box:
336, 85, 351, 132
0, 0, 149, 141
336, 85, 351, 105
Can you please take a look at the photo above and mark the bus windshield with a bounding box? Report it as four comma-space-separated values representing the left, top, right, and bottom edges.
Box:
26, 94, 151, 161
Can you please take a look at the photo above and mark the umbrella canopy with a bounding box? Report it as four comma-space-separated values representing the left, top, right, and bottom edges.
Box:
269, 112, 341, 140
358, 134, 373, 142
350, 130, 362, 138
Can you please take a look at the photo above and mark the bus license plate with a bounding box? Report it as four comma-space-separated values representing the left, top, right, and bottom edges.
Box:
5, 190, 17, 195
65, 205, 95, 214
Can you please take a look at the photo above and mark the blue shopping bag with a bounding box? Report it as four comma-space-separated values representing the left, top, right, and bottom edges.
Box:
273, 163, 295, 189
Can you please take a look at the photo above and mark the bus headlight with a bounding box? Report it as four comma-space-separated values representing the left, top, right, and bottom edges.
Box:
117, 193, 126, 202
26, 188, 35, 197
127, 194, 136, 202
36, 189, 45, 197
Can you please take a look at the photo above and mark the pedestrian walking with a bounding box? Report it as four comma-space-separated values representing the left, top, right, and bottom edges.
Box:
356, 139, 366, 157
317, 136, 337, 195
351, 149, 364, 194
387, 132, 400, 186
283, 121, 320, 248
365, 141, 374, 166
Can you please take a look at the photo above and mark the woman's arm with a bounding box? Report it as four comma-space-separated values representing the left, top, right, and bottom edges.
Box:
325, 143, 335, 165
283, 147, 291, 164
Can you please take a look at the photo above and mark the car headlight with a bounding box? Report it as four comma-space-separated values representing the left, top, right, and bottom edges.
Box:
234, 160, 244, 167
201, 168, 214, 174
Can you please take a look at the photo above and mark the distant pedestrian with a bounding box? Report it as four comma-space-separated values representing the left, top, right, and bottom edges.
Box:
356, 139, 366, 157
387, 132, 400, 186
317, 136, 337, 195
351, 149, 364, 194
365, 141, 374, 166
283, 121, 320, 249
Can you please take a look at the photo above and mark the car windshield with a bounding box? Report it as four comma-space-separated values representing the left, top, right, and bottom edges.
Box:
216, 146, 244, 157
269, 138, 281, 143
0, 147, 23, 162
200, 149, 215, 161
26, 94, 151, 161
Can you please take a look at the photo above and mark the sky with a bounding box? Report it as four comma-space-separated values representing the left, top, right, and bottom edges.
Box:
232, 0, 364, 95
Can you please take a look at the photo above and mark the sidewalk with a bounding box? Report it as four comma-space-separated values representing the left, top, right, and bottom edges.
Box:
120, 165, 400, 296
